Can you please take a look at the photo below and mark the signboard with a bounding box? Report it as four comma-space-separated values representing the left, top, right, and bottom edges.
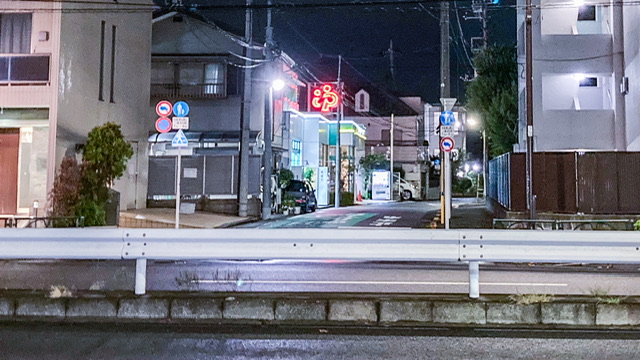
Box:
155, 117, 172, 133
372, 170, 391, 200
440, 125, 454, 137
173, 101, 190, 117
440, 137, 455, 152
317, 167, 329, 206
310, 83, 340, 113
172, 129, 189, 148
172, 117, 189, 130
156, 100, 173, 117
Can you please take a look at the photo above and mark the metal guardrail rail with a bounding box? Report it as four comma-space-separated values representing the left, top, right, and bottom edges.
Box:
1, 228, 639, 297
493, 218, 637, 231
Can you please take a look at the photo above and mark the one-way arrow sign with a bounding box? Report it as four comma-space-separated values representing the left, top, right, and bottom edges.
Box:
172, 129, 189, 148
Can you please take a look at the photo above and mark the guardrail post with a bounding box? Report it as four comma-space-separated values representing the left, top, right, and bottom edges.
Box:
469, 261, 480, 299
135, 258, 147, 295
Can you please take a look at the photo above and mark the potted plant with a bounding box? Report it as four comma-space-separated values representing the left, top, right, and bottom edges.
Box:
282, 193, 296, 215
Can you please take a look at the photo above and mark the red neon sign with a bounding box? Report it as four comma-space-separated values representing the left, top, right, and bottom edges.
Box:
310, 84, 339, 112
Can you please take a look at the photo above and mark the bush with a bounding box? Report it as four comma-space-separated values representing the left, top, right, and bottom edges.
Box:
329, 191, 354, 207
48, 156, 84, 219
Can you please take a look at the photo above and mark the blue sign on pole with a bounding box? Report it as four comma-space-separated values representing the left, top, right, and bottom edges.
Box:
439, 111, 455, 126
172, 129, 189, 148
173, 101, 190, 117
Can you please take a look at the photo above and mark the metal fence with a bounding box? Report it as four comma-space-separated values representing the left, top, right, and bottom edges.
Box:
488, 152, 640, 214
1, 228, 640, 298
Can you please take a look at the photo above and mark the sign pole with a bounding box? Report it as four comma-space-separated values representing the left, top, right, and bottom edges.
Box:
444, 151, 451, 229
175, 146, 181, 229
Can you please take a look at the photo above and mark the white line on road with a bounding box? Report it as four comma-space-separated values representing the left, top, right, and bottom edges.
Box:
196, 280, 568, 287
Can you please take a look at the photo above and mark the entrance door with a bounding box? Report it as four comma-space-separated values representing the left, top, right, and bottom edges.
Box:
0, 129, 20, 214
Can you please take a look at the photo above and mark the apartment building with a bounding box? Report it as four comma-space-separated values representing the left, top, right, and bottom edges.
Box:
517, 0, 640, 151
0, 0, 152, 215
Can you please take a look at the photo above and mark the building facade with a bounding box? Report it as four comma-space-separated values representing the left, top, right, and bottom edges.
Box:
517, 0, 640, 151
0, 0, 151, 215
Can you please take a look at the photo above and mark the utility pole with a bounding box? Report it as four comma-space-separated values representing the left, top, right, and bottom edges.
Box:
334, 55, 342, 208
238, 0, 253, 217
262, 0, 274, 220
440, 1, 450, 226
388, 39, 396, 90
390, 113, 394, 200
525, 0, 535, 220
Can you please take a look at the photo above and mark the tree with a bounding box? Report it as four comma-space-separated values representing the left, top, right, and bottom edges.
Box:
79, 122, 133, 225
48, 156, 84, 226
358, 153, 389, 198
466, 45, 518, 157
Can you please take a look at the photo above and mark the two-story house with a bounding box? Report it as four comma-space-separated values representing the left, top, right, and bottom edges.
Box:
0, 0, 151, 215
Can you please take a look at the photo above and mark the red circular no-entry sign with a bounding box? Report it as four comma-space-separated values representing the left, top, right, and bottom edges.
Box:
440, 137, 455, 152
156, 100, 173, 117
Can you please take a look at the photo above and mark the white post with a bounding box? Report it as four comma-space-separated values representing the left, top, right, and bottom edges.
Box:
390, 113, 394, 200
469, 261, 480, 298
175, 147, 181, 229
135, 258, 147, 295
444, 151, 451, 229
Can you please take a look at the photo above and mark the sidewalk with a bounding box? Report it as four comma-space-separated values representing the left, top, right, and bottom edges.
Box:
119, 208, 254, 229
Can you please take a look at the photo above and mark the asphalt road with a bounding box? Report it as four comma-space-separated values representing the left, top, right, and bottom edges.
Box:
1, 323, 639, 359
2, 260, 639, 296
239, 200, 443, 229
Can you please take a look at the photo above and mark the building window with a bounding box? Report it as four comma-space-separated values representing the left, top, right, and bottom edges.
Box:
109, 25, 116, 102
99, 21, 105, 101
291, 140, 302, 166
577, 5, 596, 21
579, 77, 598, 87
0, 13, 32, 54
151, 61, 226, 98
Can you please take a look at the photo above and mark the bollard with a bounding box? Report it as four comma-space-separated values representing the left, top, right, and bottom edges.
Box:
135, 258, 147, 295
469, 261, 480, 298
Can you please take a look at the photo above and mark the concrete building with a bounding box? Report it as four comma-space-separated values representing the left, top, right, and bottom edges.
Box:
0, 0, 152, 215
517, 0, 640, 151
147, 11, 303, 216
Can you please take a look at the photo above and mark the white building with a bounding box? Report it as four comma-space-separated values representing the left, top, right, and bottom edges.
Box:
517, 0, 640, 151
0, 0, 152, 215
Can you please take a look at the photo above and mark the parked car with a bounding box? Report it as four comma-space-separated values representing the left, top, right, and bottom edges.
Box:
393, 174, 420, 201
283, 180, 317, 213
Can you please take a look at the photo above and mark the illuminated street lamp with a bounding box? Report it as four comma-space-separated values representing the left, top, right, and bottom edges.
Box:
466, 117, 487, 198
262, 78, 285, 220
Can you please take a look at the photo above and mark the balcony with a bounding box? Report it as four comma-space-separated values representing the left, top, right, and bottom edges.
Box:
151, 83, 226, 99
0, 55, 50, 85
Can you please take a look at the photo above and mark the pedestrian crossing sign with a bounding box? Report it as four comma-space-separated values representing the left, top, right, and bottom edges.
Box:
172, 129, 189, 148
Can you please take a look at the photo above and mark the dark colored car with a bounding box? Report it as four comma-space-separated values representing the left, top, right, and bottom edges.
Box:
284, 180, 317, 213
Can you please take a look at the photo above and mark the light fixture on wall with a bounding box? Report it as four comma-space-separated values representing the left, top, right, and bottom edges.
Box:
573, 73, 586, 81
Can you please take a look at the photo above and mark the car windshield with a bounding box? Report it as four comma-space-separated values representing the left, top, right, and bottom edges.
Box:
286, 182, 305, 192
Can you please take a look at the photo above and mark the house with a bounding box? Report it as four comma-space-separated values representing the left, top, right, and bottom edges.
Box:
147, 10, 304, 216
0, 0, 152, 216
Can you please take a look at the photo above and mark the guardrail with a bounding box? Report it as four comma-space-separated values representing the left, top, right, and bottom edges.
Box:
1, 228, 639, 297
493, 218, 637, 231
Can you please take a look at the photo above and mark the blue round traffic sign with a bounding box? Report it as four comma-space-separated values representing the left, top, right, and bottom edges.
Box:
155, 117, 172, 133
439, 111, 455, 126
173, 101, 190, 117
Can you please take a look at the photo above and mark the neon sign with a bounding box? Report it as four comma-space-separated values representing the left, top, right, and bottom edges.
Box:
310, 84, 339, 112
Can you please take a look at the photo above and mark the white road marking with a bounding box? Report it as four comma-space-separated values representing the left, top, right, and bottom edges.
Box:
196, 279, 568, 287
370, 216, 402, 227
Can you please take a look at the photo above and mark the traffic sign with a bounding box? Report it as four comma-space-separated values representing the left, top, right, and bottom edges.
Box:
440, 137, 455, 152
155, 117, 172, 133
172, 117, 189, 130
440, 125, 454, 137
156, 101, 173, 117
440, 111, 455, 126
172, 129, 189, 148
173, 101, 190, 117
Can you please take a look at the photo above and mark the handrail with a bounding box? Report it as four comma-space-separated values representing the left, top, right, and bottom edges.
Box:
1, 228, 639, 297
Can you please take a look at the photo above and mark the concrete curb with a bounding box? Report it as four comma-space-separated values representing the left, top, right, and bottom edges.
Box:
2, 295, 640, 328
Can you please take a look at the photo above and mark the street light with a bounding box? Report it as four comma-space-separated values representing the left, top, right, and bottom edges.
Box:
466, 116, 487, 199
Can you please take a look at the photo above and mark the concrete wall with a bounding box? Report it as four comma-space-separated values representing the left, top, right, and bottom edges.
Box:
3, 294, 640, 328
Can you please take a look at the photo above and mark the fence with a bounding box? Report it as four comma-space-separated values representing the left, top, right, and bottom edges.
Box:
488, 152, 640, 214
1, 228, 640, 298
